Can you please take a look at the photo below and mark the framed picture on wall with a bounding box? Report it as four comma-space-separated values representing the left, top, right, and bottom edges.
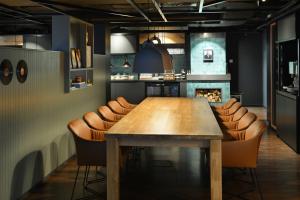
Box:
203, 49, 213, 62
70, 48, 77, 68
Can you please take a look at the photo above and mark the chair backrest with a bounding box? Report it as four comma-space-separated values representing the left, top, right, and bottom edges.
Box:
222, 120, 266, 168
232, 107, 248, 121
245, 120, 266, 141
67, 119, 106, 166
98, 105, 118, 122
68, 119, 92, 141
244, 120, 267, 165
117, 96, 136, 109
108, 100, 130, 115
83, 112, 105, 130
237, 112, 257, 130
223, 98, 237, 109
227, 102, 242, 115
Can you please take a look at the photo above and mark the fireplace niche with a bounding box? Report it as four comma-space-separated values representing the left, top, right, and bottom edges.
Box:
195, 88, 222, 103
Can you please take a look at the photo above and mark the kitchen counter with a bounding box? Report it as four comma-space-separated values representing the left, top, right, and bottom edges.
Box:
276, 90, 299, 153
277, 90, 298, 100
110, 74, 231, 83
110, 79, 231, 83
110, 79, 187, 82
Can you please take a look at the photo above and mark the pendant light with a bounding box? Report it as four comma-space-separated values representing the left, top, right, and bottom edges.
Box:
123, 55, 131, 68
132, 1, 172, 73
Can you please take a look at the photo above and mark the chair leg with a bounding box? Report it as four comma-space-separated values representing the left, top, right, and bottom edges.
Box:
82, 165, 89, 195
71, 166, 80, 200
251, 169, 263, 200
85, 165, 91, 188
223, 168, 258, 200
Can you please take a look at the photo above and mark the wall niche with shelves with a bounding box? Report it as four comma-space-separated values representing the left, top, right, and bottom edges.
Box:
52, 15, 94, 92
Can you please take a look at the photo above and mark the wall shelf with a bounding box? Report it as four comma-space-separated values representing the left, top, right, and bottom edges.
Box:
52, 15, 94, 93
70, 68, 94, 72
70, 84, 93, 92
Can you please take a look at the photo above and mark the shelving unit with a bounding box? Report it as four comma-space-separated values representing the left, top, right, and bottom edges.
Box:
52, 15, 94, 92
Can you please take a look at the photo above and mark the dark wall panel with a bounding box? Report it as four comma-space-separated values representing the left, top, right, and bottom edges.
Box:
226, 33, 239, 93
238, 33, 263, 106
0, 48, 107, 199
111, 82, 145, 104
262, 29, 269, 108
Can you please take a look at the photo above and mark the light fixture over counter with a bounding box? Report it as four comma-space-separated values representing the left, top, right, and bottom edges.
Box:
133, 35, 173, 73
122, 56, 131, 68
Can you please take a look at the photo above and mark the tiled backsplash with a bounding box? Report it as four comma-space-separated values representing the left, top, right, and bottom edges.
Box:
111, 54, 135, 74
190, 33, 226, 75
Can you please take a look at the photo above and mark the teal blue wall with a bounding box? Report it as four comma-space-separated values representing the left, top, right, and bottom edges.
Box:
190, 33, 226, 74
189, 33, 229, 105
111, 54, 135, 74
187, 82, 230, 105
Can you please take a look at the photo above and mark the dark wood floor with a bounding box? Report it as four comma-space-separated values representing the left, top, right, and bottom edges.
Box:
21, 109, 300, 200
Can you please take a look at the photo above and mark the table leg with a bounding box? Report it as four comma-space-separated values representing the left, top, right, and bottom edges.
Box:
210, 139, 222, 200
107, 138, 120, 200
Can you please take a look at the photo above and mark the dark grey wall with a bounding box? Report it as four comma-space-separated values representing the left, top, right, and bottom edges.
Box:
262, 30, 269, 108
227, 32, 263, 106
0, 47, 107, 200
238, 32, 263, 106
111, 82, 145, 104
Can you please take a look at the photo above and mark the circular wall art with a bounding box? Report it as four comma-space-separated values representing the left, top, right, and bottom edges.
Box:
16, 60, 28, 83
0, 59, 13, 85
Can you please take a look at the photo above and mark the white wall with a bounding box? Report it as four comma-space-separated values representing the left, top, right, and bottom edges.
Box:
110, 34, 136, 54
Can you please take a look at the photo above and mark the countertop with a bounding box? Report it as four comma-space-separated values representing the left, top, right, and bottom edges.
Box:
110, 79, 231, 83
110, 79, 187, 82
277, 90, 298, 100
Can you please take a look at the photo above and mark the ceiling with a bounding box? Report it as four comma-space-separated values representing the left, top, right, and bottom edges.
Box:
0, 0, 298, 34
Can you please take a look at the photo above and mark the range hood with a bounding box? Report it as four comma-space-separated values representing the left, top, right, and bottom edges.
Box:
133, 37, 173, 73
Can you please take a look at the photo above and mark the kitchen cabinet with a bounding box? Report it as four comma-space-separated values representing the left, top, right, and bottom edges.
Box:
276, 91, 299, 153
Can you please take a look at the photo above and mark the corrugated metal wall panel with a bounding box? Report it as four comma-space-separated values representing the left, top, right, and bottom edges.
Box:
0, 47, 107, 200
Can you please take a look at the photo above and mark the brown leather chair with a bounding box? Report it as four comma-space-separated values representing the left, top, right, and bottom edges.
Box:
221, 112, 257, 132
68, 119, 106, 199
108, 100, 131, 115
215, 102, 242, 116
218, 107, 248, 122
212, 98, 237, 111
83, 112, 115, 130
222, 120, 266, 199
116, 96, 137, 109
98, 106, 124, 122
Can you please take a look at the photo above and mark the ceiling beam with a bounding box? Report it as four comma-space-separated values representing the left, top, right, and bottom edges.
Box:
126, 0, 151, 22
151, 0, 167, 22
257, 0, 300, 30
0, 10, 44, 24
31, 0, 136, 18
30, 0, 70, 16
199, 0, 205, 13
163, 7, 280, 14
203, 0, 227, 8
0, 3, 33, 17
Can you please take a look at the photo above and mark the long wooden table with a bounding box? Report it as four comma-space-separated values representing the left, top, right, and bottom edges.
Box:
106, 97, 223, 200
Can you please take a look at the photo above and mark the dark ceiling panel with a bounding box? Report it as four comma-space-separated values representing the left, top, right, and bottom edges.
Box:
0, 0, 297, 33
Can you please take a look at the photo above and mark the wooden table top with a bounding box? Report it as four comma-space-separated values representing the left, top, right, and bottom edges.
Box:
106, 97, 223, 140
